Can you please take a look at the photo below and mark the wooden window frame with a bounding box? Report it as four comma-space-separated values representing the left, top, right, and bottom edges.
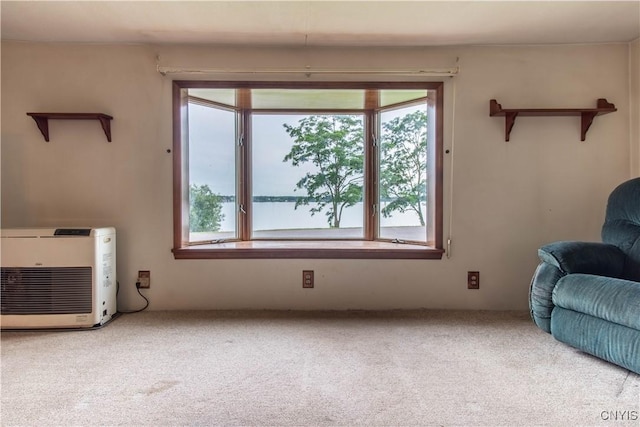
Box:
172, 81, 444, 259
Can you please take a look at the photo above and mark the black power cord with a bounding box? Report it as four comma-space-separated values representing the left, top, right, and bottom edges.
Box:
116, 280, 149, 314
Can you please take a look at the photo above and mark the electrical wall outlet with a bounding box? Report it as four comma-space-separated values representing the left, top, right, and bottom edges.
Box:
302, 270, 314, 288
138, 270, 151, 289
468, 271, 479, 289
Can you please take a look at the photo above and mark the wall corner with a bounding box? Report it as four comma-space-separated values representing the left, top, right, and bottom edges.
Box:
630, 39, 640, 177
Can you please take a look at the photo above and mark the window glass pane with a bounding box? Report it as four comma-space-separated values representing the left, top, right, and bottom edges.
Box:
252, 89, 365, 110
379, 103, 427, 242
189, 89, 237, 107
188, 102, 237, 242
379, 90, 428, 108
252, 114, 365, 239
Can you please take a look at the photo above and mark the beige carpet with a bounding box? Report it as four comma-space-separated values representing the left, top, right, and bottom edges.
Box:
1, 310, 638, 426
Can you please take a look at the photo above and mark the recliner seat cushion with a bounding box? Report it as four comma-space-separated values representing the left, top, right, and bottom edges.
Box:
603, 220, 640, 281
552, 274, 640, 330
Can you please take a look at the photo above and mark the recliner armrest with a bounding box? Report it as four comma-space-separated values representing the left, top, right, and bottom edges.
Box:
538, 241, 626, 278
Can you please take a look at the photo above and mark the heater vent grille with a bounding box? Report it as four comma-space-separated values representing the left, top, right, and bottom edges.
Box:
1, 267, 92, 314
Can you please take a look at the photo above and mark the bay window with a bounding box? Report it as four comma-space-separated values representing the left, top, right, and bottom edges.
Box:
173, 82, 443, 259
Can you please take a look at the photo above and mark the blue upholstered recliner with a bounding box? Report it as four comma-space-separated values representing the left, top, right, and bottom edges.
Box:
529, 177, 640, 374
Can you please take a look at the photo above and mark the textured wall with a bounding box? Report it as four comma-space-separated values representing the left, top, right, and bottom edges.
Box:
1, 42, 632, 310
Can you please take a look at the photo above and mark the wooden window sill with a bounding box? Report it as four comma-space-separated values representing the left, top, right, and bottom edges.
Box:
172, 240, 444, 259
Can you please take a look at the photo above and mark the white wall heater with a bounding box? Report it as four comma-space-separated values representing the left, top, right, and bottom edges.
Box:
1, 227, 117, 329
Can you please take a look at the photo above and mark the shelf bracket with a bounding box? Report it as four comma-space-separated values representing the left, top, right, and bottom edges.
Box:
97, 116, 112, 142
504, 112, 518, 142
580, 112, 597, 142
30, 115, 50, 142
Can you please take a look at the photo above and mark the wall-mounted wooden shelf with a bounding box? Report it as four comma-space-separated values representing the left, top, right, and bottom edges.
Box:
489, 99, 616, 142
26, 113, 113, 142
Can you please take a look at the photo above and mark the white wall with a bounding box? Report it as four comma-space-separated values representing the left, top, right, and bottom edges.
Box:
1, 41, 632, 311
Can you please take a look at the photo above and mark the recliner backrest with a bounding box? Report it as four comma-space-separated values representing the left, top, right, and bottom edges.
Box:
602, 177, 640, 281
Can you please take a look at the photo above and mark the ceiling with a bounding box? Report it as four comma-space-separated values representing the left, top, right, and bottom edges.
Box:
1, 1, 639, 47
